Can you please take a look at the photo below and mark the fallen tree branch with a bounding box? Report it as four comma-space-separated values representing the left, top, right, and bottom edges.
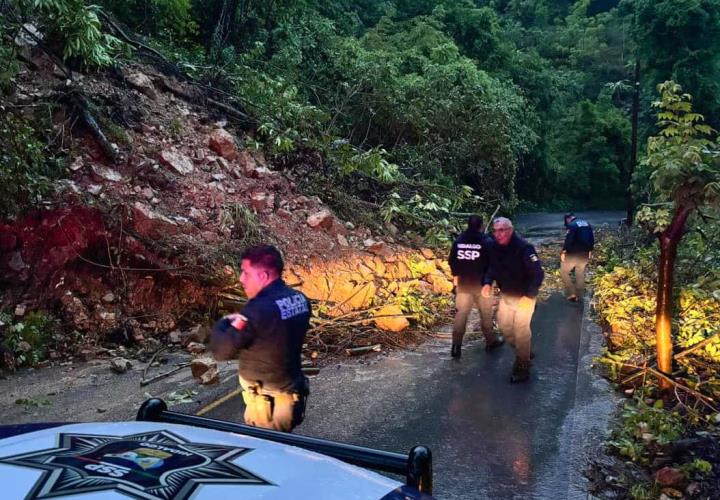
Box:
345, 344, 382, 356
142, 346, 168, 382
140, 362, 190, 387
675, 332, 720, 359
63, 91, 117, 161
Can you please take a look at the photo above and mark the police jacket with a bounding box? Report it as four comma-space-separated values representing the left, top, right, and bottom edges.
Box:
563, 218, 594, 255
484, 233, 544, 298
448, 230, 491, 287
214, 279, 311, 393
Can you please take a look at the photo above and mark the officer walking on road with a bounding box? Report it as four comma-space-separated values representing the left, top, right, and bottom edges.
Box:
560, 213, 594, 302
482, 217, 544, 383
210, 245, 311, 432
448, 215, 504, 358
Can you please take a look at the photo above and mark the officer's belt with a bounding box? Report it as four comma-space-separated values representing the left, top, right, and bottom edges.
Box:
239, 376, 302, 402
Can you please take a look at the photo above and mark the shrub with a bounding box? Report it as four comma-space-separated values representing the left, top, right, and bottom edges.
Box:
0, 113, 65, 219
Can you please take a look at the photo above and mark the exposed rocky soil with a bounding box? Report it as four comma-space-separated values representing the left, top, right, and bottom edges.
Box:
0, 57, 454, 372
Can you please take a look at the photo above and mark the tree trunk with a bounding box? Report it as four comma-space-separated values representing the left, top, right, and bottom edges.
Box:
210, 0, 240, 60
655, 205, 691, 389
627, 60, 641, 225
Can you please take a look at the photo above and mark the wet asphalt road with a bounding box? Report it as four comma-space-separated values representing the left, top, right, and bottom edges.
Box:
203, 211, 623, 498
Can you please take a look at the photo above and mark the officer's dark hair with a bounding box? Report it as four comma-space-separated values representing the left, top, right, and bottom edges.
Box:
564, 212, 575, 221
240, 245, 284, 276
467, 215, 483, 232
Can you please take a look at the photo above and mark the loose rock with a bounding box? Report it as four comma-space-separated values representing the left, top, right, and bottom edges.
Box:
110, 358, 132, 374
186, 342, 206, 355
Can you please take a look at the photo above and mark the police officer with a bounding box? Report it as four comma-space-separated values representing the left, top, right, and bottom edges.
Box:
482, 217, 544, 383
560, 213, 594, 302
448, 215, 503, 358
210, 245, 311, 432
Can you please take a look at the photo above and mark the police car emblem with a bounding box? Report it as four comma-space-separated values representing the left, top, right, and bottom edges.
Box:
0, 430, 270, 499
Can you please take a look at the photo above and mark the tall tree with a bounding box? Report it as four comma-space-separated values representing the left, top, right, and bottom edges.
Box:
638, 82, 720, 388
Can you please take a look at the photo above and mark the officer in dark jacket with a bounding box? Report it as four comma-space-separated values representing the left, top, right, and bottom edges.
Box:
561, 213, 594, 302
211, 245, 311, 432
482, 217, 544, 383
448, 215, 503, 358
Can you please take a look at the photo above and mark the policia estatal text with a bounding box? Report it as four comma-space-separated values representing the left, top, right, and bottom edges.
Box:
211, 245, 311, 432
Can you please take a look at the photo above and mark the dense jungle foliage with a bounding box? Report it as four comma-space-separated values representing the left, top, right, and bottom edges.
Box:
2, 0, 720, 225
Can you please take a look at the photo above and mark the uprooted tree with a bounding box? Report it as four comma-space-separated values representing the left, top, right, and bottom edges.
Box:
636, 81, 720, 389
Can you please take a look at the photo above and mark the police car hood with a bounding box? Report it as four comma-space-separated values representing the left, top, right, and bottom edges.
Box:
0, 421, 425, 499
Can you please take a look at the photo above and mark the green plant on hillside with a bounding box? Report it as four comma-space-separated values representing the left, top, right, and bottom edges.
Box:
0, 22, 20, 93
0, 113, 64, 219
12, 0, 124, 68
0, 311, 59, 367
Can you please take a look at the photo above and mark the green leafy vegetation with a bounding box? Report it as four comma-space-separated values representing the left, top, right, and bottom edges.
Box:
11, 0, 124, 68
0, 113, 65, 219
0, 310, 60, 367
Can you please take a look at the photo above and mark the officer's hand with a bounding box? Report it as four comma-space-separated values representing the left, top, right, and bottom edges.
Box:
588, 251, 592, 260
518, 296, 534, 313
560, 251, 566, 263
224, 313, 247, 330
453, 276, 459, 287
481, 284, 492, 298
210, 318, 240, 361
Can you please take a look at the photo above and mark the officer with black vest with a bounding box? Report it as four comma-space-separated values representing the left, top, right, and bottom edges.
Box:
482, 217, 544, 383
448, 215, 504, 358
561, 213, 594, 302
210, 245, 311, 432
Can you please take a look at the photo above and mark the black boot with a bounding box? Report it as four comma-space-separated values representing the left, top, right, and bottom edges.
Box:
510, 357, 530, 383
485, 335, 505, 352
451, 343, 461, 358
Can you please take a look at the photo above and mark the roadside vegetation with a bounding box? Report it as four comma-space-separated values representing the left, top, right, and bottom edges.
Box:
591, 84, 720, 498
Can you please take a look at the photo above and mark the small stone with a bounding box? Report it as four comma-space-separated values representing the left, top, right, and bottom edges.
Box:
686, 482, 701, 495
159, 149, 194, 175
345, 222, 355, 230
277, 208, 292, 219
363, 239, 385, 254
78, 348, 96, 361
150, 197, 160, 205
98, 311, 116, 321
87, 184, 103, 195
191, 357, 216, 378
69, 157, 84, 171
125, 71, 157, 99
200, 365, 219, 385
208, 128, 238, 160
91, 164, 123, 182
14, 304, 27, 317
8, 252, 25, 272
212, 173, 226, 181
186, 342, 206, 355
102, 293, 115, 303
141, 187, 154, 200
307, 209, 334, 229
655, 467, 685, 488
168, 330, 182, 344
110, 358, 132, 374
420, 248, 435, 259
337, 234, 349, 246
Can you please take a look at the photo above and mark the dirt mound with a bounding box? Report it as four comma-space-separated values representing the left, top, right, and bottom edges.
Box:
1, 62, 451, 356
